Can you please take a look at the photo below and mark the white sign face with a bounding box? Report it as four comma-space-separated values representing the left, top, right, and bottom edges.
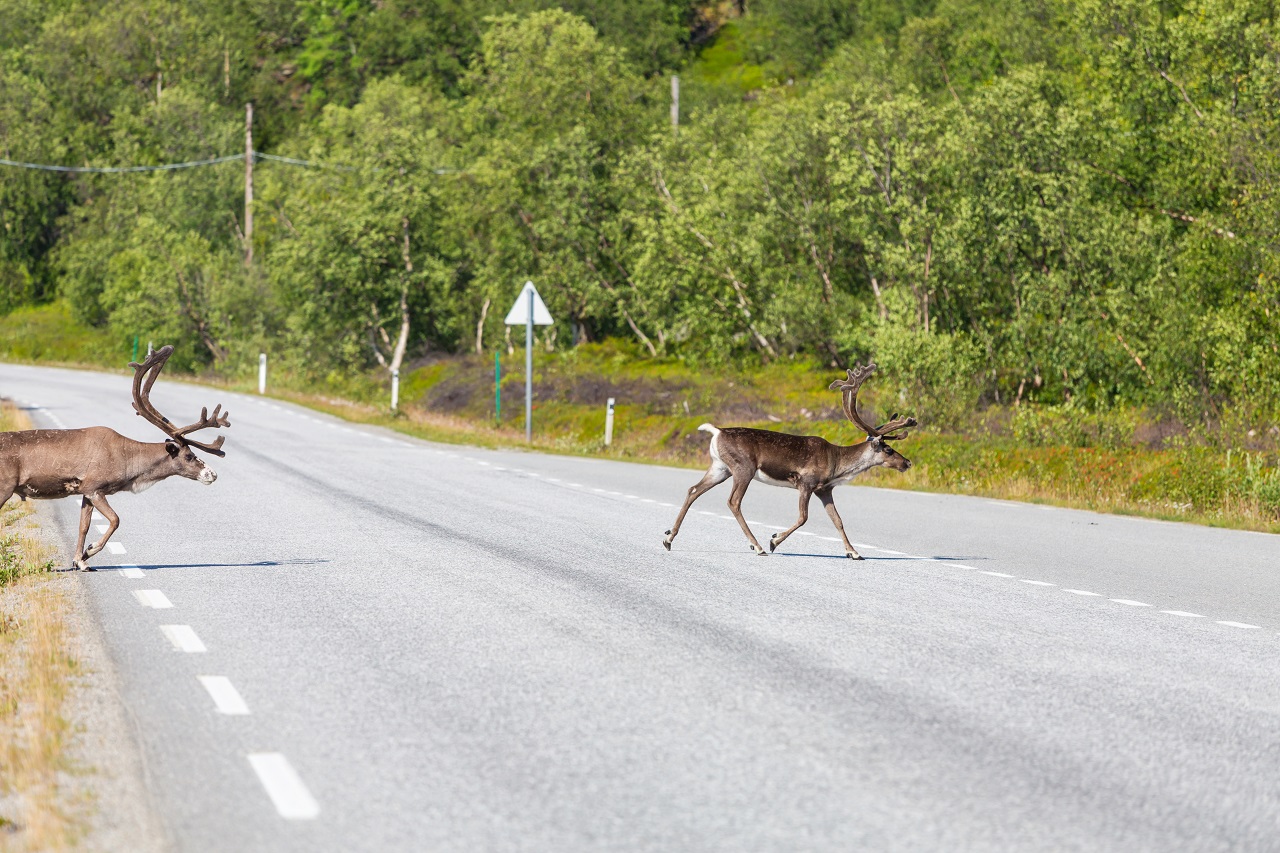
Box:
503, 280, 554, 326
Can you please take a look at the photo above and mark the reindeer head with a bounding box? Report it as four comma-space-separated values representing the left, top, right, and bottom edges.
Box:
829, 362, 917, 472
130, 346, 231, 484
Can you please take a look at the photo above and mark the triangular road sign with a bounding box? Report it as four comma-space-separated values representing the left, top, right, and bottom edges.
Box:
504, 281, 554, 326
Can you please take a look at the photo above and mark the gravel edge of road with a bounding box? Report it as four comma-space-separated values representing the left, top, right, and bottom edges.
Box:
38, 503, 171, 853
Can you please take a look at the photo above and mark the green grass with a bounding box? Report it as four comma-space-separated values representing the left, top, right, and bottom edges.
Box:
0, 302, 123, 368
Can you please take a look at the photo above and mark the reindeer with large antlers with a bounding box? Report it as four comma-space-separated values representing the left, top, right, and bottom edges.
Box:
663, 363, 916, 559
0, 345, 230, 570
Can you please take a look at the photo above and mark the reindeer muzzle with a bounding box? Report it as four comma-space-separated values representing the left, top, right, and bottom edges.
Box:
198, 468, 218, 485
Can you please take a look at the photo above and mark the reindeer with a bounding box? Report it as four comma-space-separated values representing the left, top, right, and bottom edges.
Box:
0, 345, 230, 570
663, 363, 916, 559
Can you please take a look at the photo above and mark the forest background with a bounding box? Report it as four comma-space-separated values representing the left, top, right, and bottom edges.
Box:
2, 0, 1280, 527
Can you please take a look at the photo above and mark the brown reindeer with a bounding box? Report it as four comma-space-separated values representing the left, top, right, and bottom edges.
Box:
0, 346, 230, 570
663, 363, 916, 558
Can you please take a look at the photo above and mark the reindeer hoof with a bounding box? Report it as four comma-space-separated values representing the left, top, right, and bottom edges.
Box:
846, 551, 863, 561
74, 558, 93, 571
768, 534, 779, 553
663, 540, 671, 551
752, 545, 769, 556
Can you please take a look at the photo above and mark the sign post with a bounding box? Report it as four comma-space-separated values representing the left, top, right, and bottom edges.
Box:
258, 352, 267, 394
605, 397, 616, 446
503, 281, 553, 442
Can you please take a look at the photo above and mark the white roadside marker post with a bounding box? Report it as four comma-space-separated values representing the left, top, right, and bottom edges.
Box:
605, 397, 615, 446
258, 352, 267, 394
503, 281, 554, 442
391, 368, 400, 412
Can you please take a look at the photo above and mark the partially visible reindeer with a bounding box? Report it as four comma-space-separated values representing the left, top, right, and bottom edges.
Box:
0, 346, 230, 570
663, 363, 916, 559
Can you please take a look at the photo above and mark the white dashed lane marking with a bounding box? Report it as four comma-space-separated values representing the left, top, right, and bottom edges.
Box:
248, 753, 320, 820
134, 589, 173, 609
160, 625, 207, 653
244, 408, 1278, 638
106, 542, 127, 555
199, 676, 251, 715
117, 565, 145, 579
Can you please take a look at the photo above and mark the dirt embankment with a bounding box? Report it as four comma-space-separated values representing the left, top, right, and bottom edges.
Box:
0, 400, 167, 852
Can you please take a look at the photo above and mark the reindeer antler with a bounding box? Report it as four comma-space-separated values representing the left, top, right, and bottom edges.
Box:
829, 363, 880, 436
170, 405, 231, 456
129, 345, 231, 457
130, 346, 177, 433
828, 362, 918, 441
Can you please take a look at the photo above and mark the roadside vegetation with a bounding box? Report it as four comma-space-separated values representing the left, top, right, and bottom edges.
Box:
2, 1, 1279, 534
0, 402, 76, 852
10, 306, 1274, 533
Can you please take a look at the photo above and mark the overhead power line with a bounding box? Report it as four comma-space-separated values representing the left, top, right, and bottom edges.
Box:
0, 152, 458, 174
0, 154, 247, 173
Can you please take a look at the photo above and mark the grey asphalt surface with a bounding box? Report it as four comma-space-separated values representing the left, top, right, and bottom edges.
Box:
2, 360, 1279, 852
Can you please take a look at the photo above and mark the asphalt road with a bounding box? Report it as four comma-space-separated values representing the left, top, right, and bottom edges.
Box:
2, 361, 1279, 852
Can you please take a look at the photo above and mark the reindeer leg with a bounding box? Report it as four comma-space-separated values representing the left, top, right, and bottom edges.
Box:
73, 497, 94, 570
769, 487, 813, 553
80, 494, 119, 569
663, 464, 731, 550
816, 487, 861, 559
726, 474, 768, 555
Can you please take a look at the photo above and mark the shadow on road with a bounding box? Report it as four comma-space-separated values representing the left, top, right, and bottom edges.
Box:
772, 553, 991, 562
125, 558, 331, 571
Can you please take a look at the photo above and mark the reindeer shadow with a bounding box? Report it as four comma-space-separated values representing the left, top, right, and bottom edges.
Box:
60, 558, 332, 573
135, 558, 331, 571
772, 553, 992, 562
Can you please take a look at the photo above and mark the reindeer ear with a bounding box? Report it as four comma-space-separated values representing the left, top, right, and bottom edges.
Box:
164, 440, 180, 457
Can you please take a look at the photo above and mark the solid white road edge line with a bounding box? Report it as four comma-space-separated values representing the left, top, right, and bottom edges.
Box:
160, 625, 207, 653
248, 753, 320, 820
540, 475, 1275, 636
199, 676, 250, 715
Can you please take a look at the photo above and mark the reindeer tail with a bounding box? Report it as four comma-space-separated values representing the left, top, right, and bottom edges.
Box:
697, 423, 720, 436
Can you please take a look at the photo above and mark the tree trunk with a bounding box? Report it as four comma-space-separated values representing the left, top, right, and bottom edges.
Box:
389, 218, 413, 375
475, 297, 491, 355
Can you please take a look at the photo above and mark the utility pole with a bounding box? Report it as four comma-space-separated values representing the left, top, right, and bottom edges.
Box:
244, 102, 254, 267
671, 75, 680, 136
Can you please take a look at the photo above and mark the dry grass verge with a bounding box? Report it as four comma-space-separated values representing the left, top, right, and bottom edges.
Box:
0, 402, 75, 852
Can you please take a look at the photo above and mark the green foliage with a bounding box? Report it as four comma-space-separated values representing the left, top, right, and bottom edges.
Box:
2, 0, 1280, 441
1011, 403, 1140, 449
0, 301, 121, 365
